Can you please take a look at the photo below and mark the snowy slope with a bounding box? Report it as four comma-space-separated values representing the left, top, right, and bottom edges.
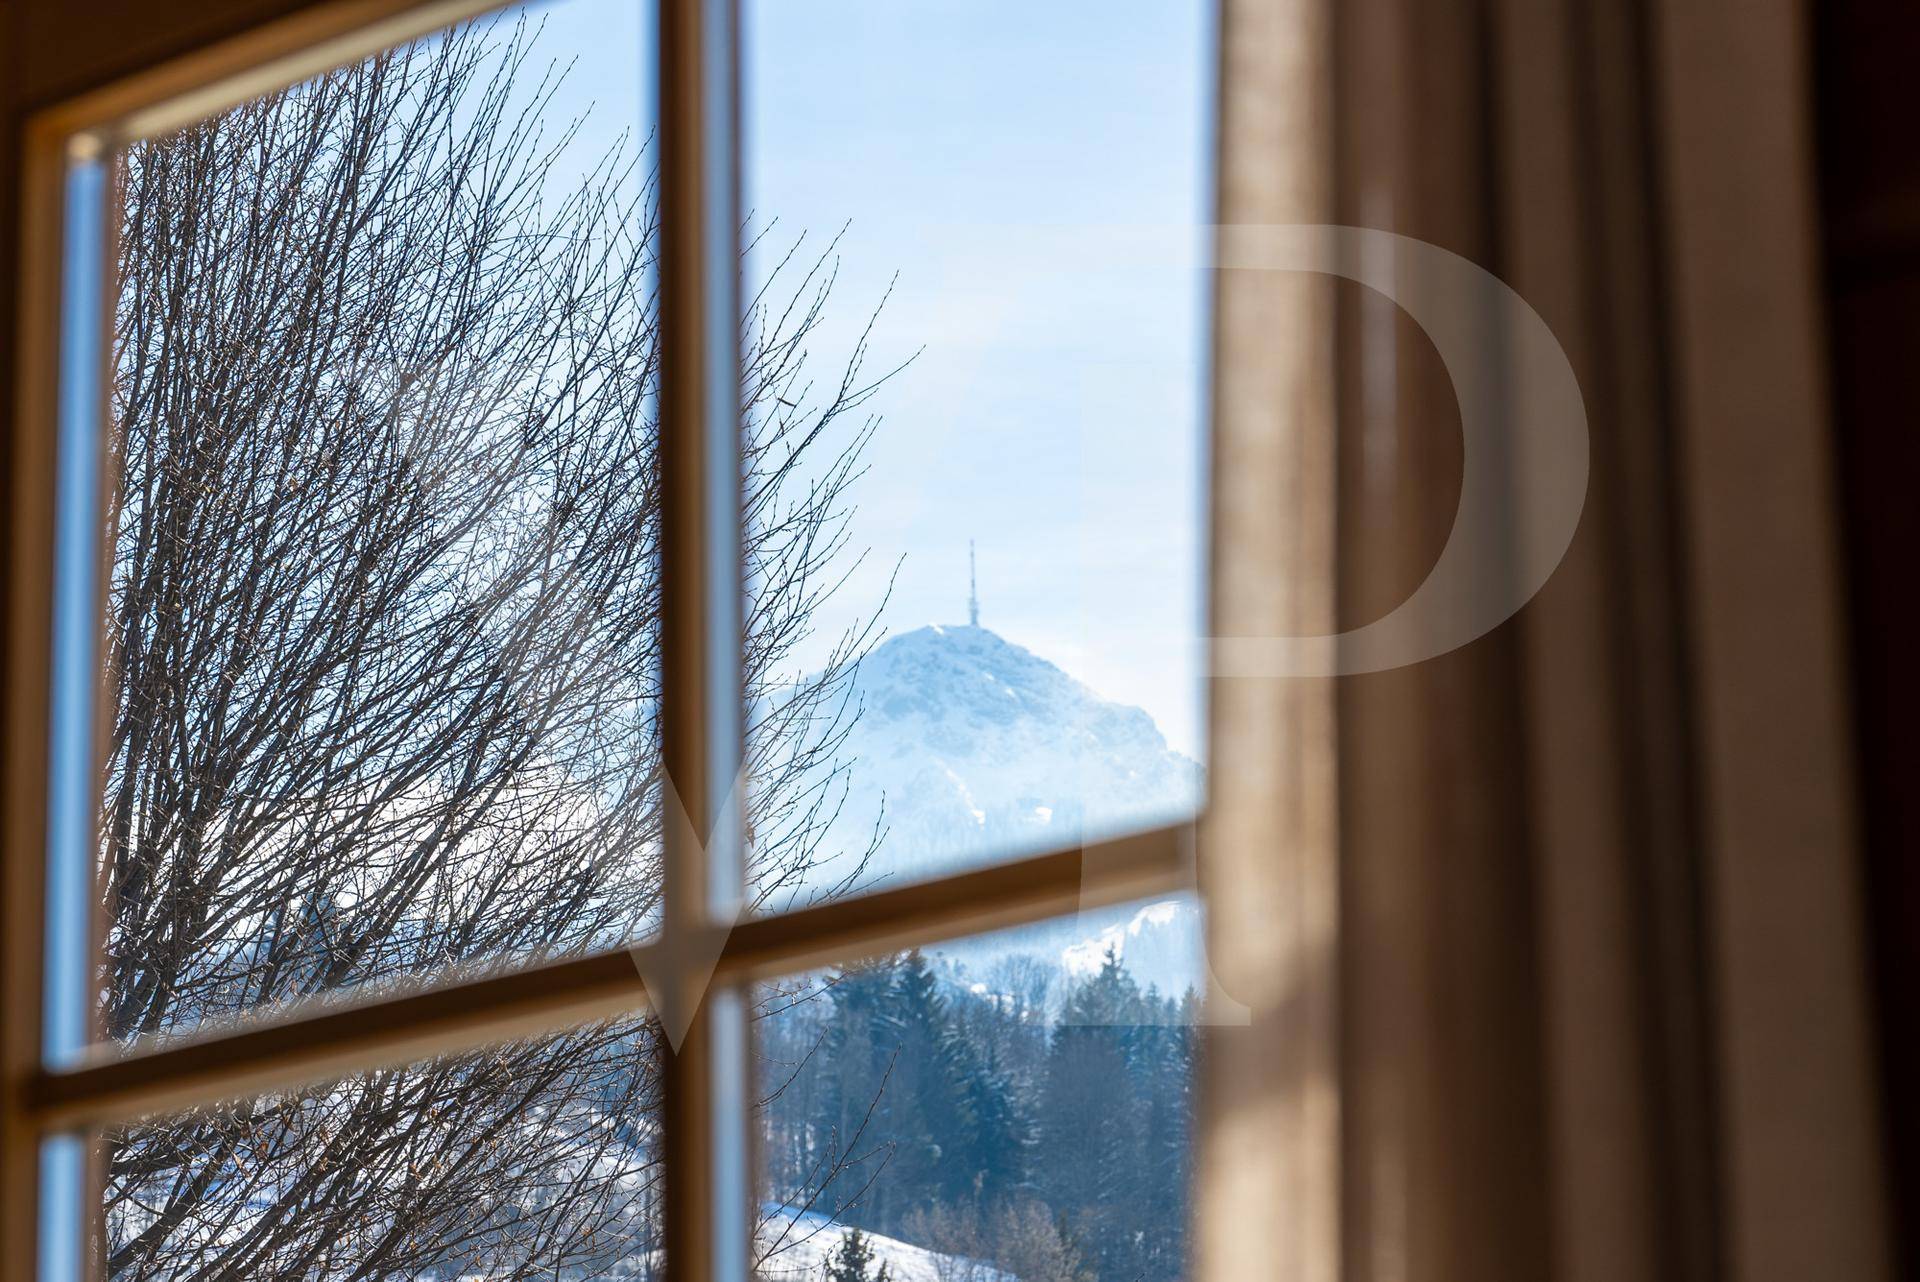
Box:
756, 1208, 1013, 1282
791, 624, 1206, 996
815, 624, 1198, 883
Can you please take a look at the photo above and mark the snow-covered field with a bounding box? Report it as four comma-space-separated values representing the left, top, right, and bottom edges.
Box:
755, 1207, 1013, 1282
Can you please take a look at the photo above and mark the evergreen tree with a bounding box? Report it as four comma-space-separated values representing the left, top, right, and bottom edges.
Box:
882, 950, 973, 1219
960, 1039, 1031, 1205
1039, 950, 1152, 1281
818, 961, 902, 1224
1135, 986, 1195, 1278
823, 1228, 893, 1282
768, 948, 1196, 1281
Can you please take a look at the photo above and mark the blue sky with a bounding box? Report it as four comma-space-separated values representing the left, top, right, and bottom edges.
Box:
532, 0, 1214, 754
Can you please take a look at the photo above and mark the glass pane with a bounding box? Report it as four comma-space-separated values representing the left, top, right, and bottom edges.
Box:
755, 899, 1202, 1282
742, 0, 1215, 912
102, 1018, 664, 1281
97, 1, 689, 1044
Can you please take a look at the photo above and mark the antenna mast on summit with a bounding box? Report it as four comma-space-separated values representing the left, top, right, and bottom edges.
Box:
968, 540, 980, 628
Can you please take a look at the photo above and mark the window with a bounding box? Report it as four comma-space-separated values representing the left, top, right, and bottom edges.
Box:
5, 2, 1211, 1279
99, 3, 664, 1047
741, 0, 1213, 904
23, 2, 1875, 1282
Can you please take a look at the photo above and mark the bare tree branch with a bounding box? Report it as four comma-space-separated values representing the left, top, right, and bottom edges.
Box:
102, 18, 896, 1281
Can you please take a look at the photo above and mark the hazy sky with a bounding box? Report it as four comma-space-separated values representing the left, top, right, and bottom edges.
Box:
532, 0, 1214, 754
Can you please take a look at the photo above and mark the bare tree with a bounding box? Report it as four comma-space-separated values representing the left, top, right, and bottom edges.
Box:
987, 1202, 1093, 1282
102, 18, 892, 1281
902, 1199, 1091, 1282
901, 1204, 995, 1282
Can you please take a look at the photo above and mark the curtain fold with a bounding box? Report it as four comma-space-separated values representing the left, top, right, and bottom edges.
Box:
1198, 2, 1888, 1281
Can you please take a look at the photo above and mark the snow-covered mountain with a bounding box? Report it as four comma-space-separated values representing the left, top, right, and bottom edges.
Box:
792, 623, 1206, 997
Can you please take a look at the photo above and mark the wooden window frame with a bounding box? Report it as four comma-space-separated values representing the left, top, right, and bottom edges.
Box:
12, 2, 1884, 1282
0, 1, 1198, 1276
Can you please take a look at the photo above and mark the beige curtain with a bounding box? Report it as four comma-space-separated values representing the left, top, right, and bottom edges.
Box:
1198, 2, 1890, 1281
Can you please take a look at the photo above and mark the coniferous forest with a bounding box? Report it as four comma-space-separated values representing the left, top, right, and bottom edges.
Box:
758, 948, 1198, 1282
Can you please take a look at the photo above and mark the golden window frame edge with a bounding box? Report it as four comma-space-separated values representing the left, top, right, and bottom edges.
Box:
29, 0, 520, 151
0, 82, 82, 1282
